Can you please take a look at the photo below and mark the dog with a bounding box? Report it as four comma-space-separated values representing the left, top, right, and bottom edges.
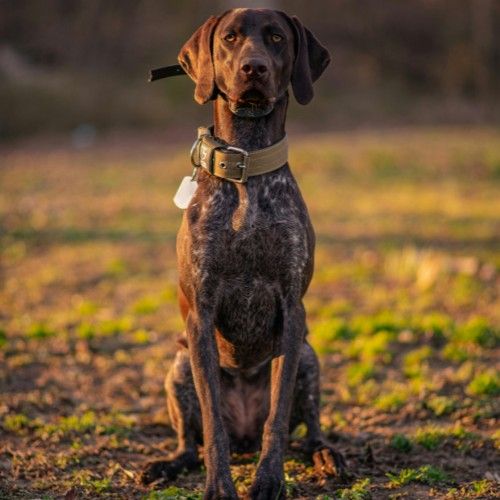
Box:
142, 8, 346, 499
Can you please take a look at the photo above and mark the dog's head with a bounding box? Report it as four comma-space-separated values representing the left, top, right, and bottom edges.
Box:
178, 8, 330, 117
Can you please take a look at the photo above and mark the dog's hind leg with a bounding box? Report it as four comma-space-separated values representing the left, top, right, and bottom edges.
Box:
141, 348, 201, 485
291, 341, 347, 477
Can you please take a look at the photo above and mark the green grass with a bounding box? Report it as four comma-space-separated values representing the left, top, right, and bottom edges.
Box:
403, 346, 433, 378
26, 323, 56, 340
3, 414, 31, 433
467, 371, 500, 397
346, 362, 376, 387
337, 478, 372, 500
374, 389, 408, 412
3, 410, 134, 439
390, 433, 413, 453
413, 425, 478, 450
144, 487, 202, 499
387, 465, 450, 487
425, 395, 456, 417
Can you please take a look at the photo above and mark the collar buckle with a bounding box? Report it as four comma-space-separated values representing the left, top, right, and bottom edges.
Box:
225, 146, 249, 183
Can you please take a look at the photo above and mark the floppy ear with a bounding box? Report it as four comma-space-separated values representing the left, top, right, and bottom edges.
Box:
178, 16, 219, 104
289, 16, 331, 105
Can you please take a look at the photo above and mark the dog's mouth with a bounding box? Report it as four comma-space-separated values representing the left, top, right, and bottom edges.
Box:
228, 89, 276, 118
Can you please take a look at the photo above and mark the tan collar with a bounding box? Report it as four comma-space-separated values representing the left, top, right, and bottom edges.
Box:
190, 126, 288, 183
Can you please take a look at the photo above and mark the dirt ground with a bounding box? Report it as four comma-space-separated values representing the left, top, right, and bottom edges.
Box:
1, 128, 499, 499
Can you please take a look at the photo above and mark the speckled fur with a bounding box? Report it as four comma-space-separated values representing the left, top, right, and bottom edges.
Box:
141, 9, 345, 498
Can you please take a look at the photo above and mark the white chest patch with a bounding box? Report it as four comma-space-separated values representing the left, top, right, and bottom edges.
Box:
174, 176, 198, 209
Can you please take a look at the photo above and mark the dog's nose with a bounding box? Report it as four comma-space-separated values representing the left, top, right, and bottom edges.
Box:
240, 58, 268, 78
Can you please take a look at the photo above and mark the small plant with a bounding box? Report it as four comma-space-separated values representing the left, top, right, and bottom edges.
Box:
467, 370, 500, 397
132, 329, 151, 344
338, 478, 371, 500
445, 479, 496, 498
347, 330, 395, 362
76, 322, 95, 340
455, 317, 498, 348
374, 389, 408, 412
414, 426, 446, 450
426, 395, 456, 417
27, 322, 56, 340
403, 346, 432, 378
442, 342, 470, 363
74, 472, 111, 494
106, 258, 128, 277
132, 296, 160, 315
418, 312, 454, 341
144, 486, 202, 499
346, 362, 375, 387
98, 316, 134, 336
3, 413, 31, 433
76, 300, 99, 316
470, 479, 493, 495
310, 318, 352, 354
391, 433, 412, 453
387, 465, 449, 487
414, 425, 477, 450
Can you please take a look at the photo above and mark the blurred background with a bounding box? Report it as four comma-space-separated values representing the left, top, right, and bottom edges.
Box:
1, 0, 499, 141
1, 1, 499, 498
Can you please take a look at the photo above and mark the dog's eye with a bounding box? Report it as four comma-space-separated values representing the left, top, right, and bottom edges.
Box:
271, 34, 283, 43
224, 33, 236, 42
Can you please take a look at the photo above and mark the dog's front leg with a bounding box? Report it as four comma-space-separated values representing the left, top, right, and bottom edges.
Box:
186, 310, 237, 500
250, 301, 305, 500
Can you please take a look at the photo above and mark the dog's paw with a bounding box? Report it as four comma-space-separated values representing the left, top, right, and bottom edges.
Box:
248, 474, 286, 500
140, 450, 199, 485
311, 444, 347, 478
204, 477, 238, 500
248, 459, 285, 500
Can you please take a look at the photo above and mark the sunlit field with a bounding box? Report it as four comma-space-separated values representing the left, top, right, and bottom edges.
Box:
1, 127, 499, 499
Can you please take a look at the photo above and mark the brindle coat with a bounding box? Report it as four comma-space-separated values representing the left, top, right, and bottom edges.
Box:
142, 8, 346, 499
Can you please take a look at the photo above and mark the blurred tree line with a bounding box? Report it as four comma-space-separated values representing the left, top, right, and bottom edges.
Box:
0, 0, 498, 139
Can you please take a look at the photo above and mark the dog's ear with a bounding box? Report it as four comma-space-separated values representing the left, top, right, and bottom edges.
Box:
288, 16, 331, 105
178, 16, 219, 104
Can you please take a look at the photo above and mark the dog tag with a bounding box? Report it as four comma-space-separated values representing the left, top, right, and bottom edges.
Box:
173, 176, 198, 209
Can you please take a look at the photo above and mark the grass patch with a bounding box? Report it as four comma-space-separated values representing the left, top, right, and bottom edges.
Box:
442, 342, 471, 363
3, 410, 134, 439
346, 330, 395, 363
76, 322, 96, 340
3, 413, 32, 433
337, 478, 371, 500
445, 479, 497, 498
403, 346, 432, 378
387, 465, 449, 487
72, 470, 111, 494
346, 362, 375, 387
414, 425, 478, 450
374, 389, 408, 412
26, 322, 56, 340
467, 370, 500, 397
425, 395, 457, 417
454, 317, 499, 348
310, 318, 353, 354
144, 486, 202, 499
98, 316, 134, 336
132, 296, 160, 315
391, 433, 413, 453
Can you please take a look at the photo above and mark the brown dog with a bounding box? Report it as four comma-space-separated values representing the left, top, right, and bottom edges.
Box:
142, 8, 346, 498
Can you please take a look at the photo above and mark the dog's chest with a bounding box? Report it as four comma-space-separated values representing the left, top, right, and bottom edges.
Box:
190, 170, 311, 285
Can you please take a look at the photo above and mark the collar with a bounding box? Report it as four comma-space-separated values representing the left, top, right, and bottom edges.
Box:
190, 126, 288, 183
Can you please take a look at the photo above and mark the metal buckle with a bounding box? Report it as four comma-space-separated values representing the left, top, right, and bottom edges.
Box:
225, 146, 249, 183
